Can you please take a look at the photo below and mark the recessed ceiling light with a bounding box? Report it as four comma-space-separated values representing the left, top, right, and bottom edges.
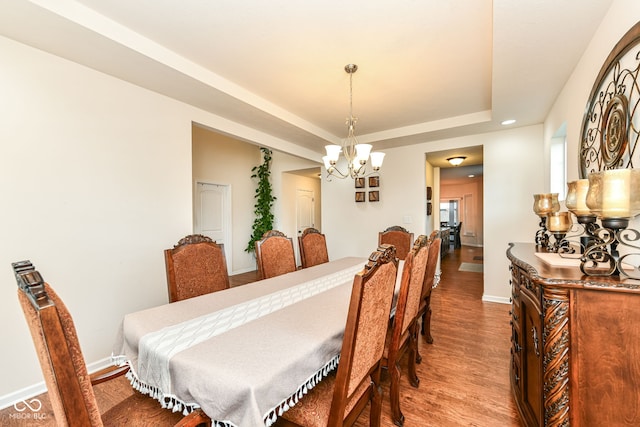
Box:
501, 119, 516, 125
468, 174, 475, 178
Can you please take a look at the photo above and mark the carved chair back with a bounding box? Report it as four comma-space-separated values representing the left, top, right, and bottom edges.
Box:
298, 227, 329, 268
12, 261, 210, 427
254, 230, 296, 279
378, 225, 414, 260
14, 260, 108, 426
420, 236, 441, 341
279, 244, 398, 426
164, 234, 230, 302
382, 235, 430, 423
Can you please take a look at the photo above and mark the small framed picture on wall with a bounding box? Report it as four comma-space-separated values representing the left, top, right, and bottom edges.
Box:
355, 191, 366, 202
369, 191, 379, 202
368, 176, 380, 187
426, 186, 432, 201
355, 178, 365, 188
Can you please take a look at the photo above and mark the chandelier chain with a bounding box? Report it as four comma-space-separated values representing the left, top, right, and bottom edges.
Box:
322, 63, 385, 180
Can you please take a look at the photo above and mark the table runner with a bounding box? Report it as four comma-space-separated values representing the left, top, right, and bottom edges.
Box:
112, 257, 367, 426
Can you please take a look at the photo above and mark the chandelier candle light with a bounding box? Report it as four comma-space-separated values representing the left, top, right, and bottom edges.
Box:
323, 64, 385, 179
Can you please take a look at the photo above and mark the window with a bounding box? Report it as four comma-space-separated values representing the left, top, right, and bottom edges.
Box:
550, 123, 567, 200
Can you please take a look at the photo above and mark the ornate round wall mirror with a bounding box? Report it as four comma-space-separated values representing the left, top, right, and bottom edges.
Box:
580, 21, 640, 178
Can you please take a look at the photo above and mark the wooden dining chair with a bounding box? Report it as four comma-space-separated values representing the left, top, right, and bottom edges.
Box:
255, 230, 297, 279
298, 227, 329, 268
164, 234, 230, 303
419, 234, 442, 344
12, 260, 211, 427
450, 222, 462, 249
381, 235, 430, 426
378, 226, 414, 260
278, 244, 398, 427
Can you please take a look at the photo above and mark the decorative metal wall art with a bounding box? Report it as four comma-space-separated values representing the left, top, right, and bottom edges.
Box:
580, 23, 640, 177
571, 21, 640, 279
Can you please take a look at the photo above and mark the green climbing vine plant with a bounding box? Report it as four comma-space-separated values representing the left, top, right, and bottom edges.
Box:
246, 148, 277, 253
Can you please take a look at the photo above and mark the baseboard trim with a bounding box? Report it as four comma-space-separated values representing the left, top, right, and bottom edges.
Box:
230, 266, 255, 275
0, 356, 114, 411
482, 295, 510, 304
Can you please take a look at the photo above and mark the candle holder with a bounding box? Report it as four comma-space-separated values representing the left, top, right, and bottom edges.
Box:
563, 179, 603, 256
580, 218, 631, 276
546, 212, 573, 253
533, 193, 560, 248
579, 169, 640, 278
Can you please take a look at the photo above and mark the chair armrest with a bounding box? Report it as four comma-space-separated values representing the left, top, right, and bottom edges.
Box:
90, 365, 130, 386
175, 408, 211, 427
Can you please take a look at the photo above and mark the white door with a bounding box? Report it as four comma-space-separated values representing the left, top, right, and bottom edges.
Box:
296, 189, 315, 236
194, 182, 231, 271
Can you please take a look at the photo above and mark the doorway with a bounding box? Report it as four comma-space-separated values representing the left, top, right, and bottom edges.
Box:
439, 199, 460, 227
296, 188, 315, 235
425, 146, 484, 297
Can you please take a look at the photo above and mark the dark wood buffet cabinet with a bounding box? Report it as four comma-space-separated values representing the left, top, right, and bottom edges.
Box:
507, 243, 640, 427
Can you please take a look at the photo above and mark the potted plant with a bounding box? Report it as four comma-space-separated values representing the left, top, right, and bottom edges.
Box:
246, 148, 277, 253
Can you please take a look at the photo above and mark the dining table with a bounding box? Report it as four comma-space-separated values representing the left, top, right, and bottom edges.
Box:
112, 256, 397, 427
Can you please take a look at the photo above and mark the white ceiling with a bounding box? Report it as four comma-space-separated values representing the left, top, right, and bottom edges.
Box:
0, 0, 613, 159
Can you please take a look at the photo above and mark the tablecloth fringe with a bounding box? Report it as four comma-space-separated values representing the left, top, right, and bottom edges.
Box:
111, 357, 236, 427
263, 355, 340, 426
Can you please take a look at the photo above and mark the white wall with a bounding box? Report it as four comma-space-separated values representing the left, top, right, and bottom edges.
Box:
279, 171, 322, 264
546, 0, 640, 184
322, 125, 545, 301
0, 35, 192, 399
0, 35, 320, 405
483, 126, 545, 300
270, 150, 322, 241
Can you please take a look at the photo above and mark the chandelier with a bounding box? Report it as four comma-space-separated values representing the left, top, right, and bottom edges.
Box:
322, 64, 385, 179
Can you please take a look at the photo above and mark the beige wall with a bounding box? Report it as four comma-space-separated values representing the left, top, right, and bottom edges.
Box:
192, 125, 322, 272
321, 125, 545, 303
192, 125, 261, 274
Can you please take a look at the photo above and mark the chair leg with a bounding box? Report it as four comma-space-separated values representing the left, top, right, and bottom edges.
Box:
390, 361, 405, 427
416, 326, 422, 364
425, 306, 434, 344
408, 325, 420, 388
370, 374, 383, 427
420, 295, 434, 344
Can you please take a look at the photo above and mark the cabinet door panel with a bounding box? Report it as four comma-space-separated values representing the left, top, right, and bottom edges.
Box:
574, 290, 640, 425
520, 292, 542, 427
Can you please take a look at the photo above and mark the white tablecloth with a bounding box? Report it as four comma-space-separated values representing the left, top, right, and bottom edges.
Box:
112, 257, 367, 427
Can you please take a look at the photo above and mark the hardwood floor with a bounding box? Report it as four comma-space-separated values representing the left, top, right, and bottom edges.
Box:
351, 245, 523, 427
0, 245, 522, 426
